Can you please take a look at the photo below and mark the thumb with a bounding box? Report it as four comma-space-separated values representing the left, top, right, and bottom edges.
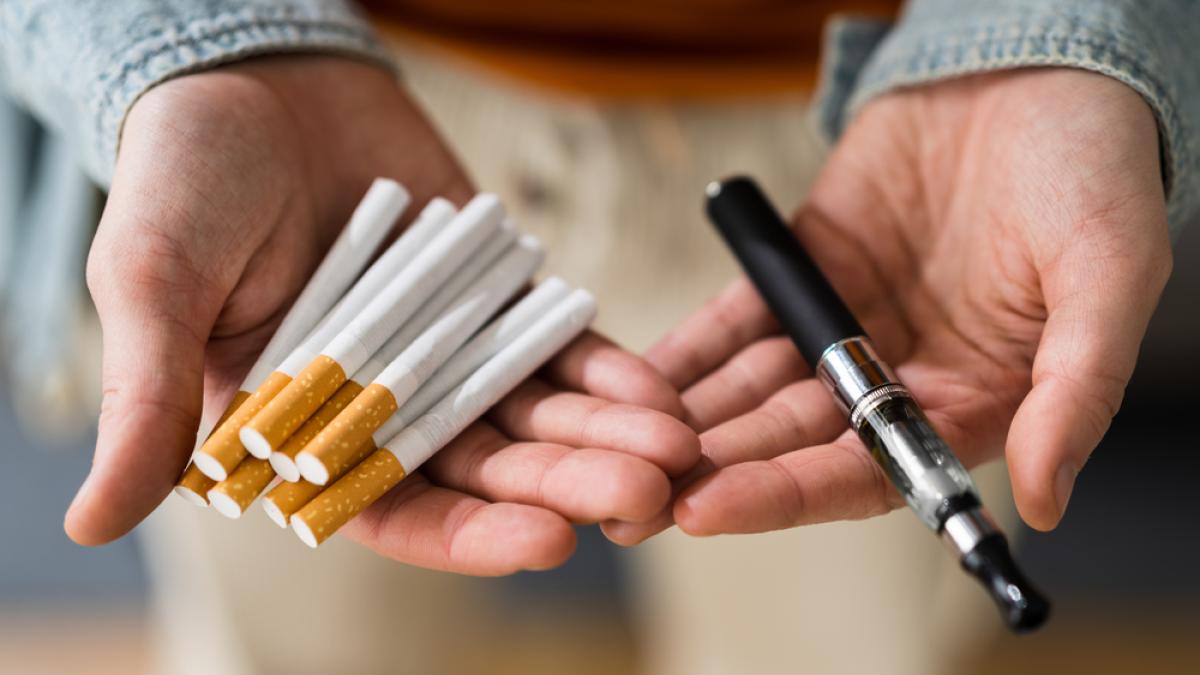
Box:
65, 216, 221, 545
1007, 224, 1172, 531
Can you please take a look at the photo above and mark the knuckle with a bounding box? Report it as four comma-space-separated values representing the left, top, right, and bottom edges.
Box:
89, 223, 217, 308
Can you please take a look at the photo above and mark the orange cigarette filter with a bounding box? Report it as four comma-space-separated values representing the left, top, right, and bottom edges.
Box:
262, 436, 378, 527
174, 462, 217, 507
174, 388, 252, 500
296, 384, 398, 485
207, 458, 276, 519
292, 448, 406, 547
193, 374, 292, 480
271, 380, 365, 481
240, 356, 347, 460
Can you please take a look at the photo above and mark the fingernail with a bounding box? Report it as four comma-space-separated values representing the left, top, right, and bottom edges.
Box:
1053, 463, 1077, 520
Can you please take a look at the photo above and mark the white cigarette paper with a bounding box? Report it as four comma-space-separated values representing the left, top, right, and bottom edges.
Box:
376, 235, 543, 407
350, 225, 519, 386
382, 288, 596, 472
273, 197, 458, 380
318, 193, 505, 374
373, 276, 571, 443
292, 234, 543, 485
240, 179, 410, 388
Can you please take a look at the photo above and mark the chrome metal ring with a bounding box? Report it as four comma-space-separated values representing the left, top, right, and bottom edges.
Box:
848, 382, 912, 429
940, 508, 1000, 557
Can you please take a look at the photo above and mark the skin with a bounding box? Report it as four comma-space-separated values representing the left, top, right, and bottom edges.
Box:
605, 68, 1173, 545
65, 55, 700, 575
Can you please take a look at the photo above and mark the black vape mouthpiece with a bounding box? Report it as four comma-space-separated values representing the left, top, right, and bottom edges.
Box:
960, 534, 1051, 632
704, 176, 863, 367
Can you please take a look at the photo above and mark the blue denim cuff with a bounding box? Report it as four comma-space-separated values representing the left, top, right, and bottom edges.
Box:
2, 1, 393, 188
813, 0, 1200, 239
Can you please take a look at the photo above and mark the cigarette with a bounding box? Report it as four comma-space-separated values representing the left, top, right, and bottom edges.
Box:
173, 462, 217, 507
375, 276, 571, 442
267, 381, 365, 482
189, 184, 421, 480
294, 235, 543, 485
239, 194, 504, 459
290, 447, 405, 548
290, 289, 596, 547
174, 387, 252, 504
190, 373, 294, 481
206, 458, 278, 519
268, 226, 516, 481
261, 436, 377, 527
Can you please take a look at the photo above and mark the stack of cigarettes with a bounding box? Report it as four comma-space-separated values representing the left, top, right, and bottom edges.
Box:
174, 179, 596, 547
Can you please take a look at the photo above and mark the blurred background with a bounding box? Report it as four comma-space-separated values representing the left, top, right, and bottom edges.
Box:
4, 6, 1200, 674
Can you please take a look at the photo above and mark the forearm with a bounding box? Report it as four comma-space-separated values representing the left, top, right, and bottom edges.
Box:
815, 0, 1200, 238
0, 0, 391, 188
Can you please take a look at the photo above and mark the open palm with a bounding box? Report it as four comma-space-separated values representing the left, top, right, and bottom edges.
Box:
610, 68, 1172, 544
67, 56, 698, 574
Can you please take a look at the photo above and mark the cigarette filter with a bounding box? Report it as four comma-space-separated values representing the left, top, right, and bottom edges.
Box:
192, 372, 292, 480
267, 225, 516, 481
291, 448, 405, 547
291, 289, 596, 547
174, 462, 217, 507
268, 381, 365, 482
296, 236, 543, 485
262, 436, 378, 527
206, 458, 277, 519
239, 194, 504, 458
174, 388, 251, 503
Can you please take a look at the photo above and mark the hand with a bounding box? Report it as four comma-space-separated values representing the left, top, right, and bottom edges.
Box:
66, 55, 698, 574
615, 69, 1172, 543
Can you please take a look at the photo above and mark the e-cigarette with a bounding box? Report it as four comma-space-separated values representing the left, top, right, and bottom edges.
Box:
705, 176, 1050, 633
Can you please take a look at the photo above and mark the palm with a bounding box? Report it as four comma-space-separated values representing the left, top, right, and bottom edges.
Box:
620, 69, 1171, 542
68, 57, 699, 574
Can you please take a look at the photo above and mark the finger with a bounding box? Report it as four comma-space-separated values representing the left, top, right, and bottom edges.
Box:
600, 459, 712, 546
699, 379, 845, 468
601, 378, 843, 544
340, 474, 576, 575
424, 422, 670, 523
1007, 240, 1171, 531
489, 379, 700, 475
680, 336, 808, 430
66, 224, 222, 545
543, 331, 685, 417
645, 277, 777, 390
674, 433, 902, 535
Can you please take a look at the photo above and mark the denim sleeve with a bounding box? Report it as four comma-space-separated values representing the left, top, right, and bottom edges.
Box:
0, 0, 392, 188
813, 0, 1200, 239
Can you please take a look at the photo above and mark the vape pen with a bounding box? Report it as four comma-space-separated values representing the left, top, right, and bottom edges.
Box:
705, 176, 1050, 633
